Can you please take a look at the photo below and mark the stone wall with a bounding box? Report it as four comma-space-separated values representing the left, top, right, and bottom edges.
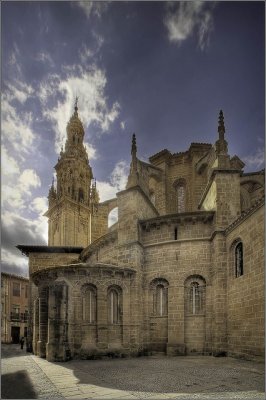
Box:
226, 204, 264, 359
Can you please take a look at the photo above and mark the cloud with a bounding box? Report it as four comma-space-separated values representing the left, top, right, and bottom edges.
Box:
29, 196, 48, 215
84, 142, 97, 160
2, 168, 41, 210
97, 160, 129, 202
242, 147, 265, 171
35, 51, 54, 67
164, 1, 215, 50
120, 121, 126, 130
40, 65, 121, 153
1, 146, 20, 177
8, 42, 22, 76
18, 169, 41, 193
1, 209, 48, 277
76, 1, 109, 19
2, 91, 35, 155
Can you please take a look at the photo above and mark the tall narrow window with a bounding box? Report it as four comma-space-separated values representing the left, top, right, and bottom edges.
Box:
235, 242, 243, 277
82, 286, 96, 323
185, 276, 206, 315
177, 185, 185, 212
151, 279, 169, 316
189, 282, 202, 314
155, 284, 168, 316
108, 287, 121, 324
173, 178, 186, 213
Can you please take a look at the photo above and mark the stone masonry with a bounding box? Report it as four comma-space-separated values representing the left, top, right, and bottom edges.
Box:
17, 107, 264, 362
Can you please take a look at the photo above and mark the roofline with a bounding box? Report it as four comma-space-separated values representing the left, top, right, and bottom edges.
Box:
16, 245, 84, 257
1, 272, 29, 281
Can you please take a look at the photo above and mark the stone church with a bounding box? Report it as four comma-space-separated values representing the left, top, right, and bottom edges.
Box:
18, 102, 264, 362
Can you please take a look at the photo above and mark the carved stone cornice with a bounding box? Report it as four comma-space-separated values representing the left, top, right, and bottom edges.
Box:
225, 195, 265, 235
139, 211, 214, 231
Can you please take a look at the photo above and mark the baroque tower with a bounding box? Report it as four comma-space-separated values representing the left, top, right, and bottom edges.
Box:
45, 99, 98, 247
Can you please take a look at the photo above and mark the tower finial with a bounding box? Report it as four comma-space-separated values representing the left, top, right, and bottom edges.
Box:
131, 133, 137, 156
74, 96, 79, 113
218, 109, 225, 140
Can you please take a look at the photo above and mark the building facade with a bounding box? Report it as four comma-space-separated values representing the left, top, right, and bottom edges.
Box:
18, 105, 264, 362
1, 272, 29, 343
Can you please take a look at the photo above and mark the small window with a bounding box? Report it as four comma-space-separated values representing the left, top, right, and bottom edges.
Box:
155, 284, 168, 316
185, 276, 206, 315
150, 279, 169, 317
189, 282, 202, 314
82, 287, 96, 323
235, 242, 243, 277
108, 288, 122, 324
174, 227, 178, 240
13, 283, 20, 297
25, 285, 28, 298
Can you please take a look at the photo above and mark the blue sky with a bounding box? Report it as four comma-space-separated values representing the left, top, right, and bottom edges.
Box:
1, 1, 265, 276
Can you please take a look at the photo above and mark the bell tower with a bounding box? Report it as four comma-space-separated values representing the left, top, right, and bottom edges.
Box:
45, 99, 98, 247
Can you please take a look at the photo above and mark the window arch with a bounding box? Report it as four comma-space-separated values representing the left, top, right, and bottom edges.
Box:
150, 278, 169, 316
235, 242, 243, 277
184, 275, 206, 315
82, 285, 97, 323
107, 286, 122, 324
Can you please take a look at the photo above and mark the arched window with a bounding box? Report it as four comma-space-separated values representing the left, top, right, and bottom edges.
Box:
185, 275, 206, 315
108, 287, 122, 324
150, 279, 168, 316
173, 178, 186, 213
82, 286, 97, 323
235, 242, 243, 277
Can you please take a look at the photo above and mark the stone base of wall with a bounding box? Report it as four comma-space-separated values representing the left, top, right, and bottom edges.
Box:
167, 343, 186, 356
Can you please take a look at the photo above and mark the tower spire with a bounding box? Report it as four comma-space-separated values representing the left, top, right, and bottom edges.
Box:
131, 133, 137, 157
218, 109, 225, 140
74, 96, 79, 115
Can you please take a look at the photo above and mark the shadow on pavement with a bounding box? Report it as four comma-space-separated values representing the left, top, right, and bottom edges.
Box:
52, 356, 265, 394
1, 370, 38, 399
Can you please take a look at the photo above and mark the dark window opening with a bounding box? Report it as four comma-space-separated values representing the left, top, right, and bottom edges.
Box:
174, 227, 178, 240
235, 242, 243, 277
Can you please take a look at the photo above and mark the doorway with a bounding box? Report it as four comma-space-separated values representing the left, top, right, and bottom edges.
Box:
11, 326, 20, 343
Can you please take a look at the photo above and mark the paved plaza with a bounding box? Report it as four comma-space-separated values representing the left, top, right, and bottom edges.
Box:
1, 344, 265, 399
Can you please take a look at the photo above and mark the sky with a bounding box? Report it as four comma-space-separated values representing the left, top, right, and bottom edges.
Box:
1, 1, 265, 277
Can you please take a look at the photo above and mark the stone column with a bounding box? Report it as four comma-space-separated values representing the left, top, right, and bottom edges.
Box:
97, 287, 108, 350
46, 286, 56, 361
167, 285, 185, 355
37, 287, 48, 358
32, 298, 39, 355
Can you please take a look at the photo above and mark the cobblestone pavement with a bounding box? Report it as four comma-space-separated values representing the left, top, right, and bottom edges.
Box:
1, 344, 265, 399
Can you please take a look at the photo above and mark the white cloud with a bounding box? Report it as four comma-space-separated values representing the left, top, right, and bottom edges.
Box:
164, 1, 215, 50
29, 196, 48, 215
79, 44, 93, 63
18, 169, 41, 193
76, 1, 109, 19
1, 146, 20, 176
97, 160, 129, 202
5, 80, 33, 104
84, 142, 97, 160
242, 147, 265, 170
35, 51, 54, 67
120, 121, 126, 130
2, 92, 35, 154
40, 66, 121, 153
